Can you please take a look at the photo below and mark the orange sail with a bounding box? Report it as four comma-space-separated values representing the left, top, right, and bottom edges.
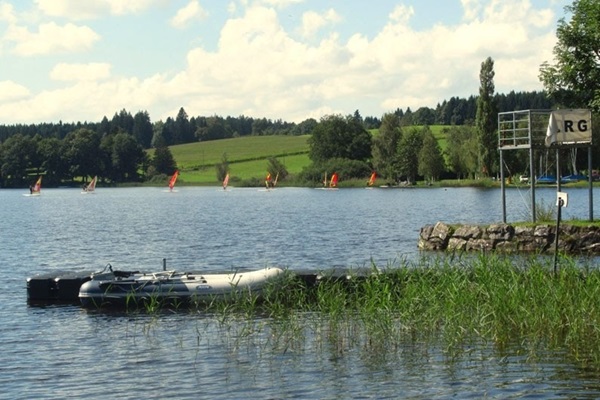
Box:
168, 170, 179, 191
223, 173, 230, 189
330, 172, 339, 188
367, 172, 376, 186
265, 172, 272, 188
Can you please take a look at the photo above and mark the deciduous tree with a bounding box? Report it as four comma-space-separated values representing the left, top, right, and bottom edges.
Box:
372, 112, 402, 183
539, 0, 600, 112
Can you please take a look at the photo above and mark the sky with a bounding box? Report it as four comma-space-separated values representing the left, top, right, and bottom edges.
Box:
0, 0, 571, 125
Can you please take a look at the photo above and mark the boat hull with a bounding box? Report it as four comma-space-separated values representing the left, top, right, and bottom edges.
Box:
79, 267, 283, 308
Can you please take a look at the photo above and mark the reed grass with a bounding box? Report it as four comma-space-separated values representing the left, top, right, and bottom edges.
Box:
188, 255, 600, 368
119, 255, 600, 369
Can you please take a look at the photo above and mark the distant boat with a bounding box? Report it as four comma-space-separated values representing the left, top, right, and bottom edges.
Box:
168, 170, 179, 192
366, 172, 377, 188
536, 174, 557, 184
329, 172, 339, 188
318, 172, 338, 190
560, 174, 588, 183
222, 173, 230, 190
81, 176, 97, 194
263, 172, 279, 191
26, 176, 42, 196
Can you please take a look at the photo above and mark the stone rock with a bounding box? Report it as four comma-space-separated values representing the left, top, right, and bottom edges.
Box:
487, 224, 514, 241
447, 237, 467, 251
418, 221, 600, 254
453, 225, 482, 240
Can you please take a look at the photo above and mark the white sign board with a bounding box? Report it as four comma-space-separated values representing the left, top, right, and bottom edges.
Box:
545, 109, 592, 147
556, 192, 568, 207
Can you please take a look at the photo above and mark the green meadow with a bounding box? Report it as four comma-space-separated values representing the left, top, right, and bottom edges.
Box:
151, 135, 311, 185
150, 126, 452, 185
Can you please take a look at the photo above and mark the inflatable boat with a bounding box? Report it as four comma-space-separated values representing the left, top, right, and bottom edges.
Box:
78, 265, 283, 308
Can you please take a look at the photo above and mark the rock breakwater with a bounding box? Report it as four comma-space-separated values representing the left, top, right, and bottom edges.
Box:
419, 222, 600, 254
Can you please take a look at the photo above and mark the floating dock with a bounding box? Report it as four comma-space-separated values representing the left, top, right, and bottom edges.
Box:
26, 268, 361, 306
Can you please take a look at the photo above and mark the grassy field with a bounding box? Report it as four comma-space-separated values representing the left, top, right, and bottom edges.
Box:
150, 126, 454, 185
150, 135, 311, 184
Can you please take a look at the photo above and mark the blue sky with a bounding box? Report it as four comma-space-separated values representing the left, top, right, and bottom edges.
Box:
0, 0, 570, 125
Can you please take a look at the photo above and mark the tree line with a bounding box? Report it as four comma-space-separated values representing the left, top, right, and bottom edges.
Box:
0, 90, 553, 147
2, 0, 599, 189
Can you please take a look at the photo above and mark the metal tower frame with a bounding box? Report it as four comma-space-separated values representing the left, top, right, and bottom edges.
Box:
498, 109, 593, 223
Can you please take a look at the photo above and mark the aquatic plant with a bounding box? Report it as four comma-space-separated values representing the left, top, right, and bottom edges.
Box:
115, 255, 600, 369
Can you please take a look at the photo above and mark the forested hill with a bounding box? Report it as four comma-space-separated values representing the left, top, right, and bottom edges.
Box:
0, 91, 553, 146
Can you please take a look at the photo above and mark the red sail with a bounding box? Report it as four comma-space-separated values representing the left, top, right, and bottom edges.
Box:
169, 170, 179, 190
330, 172, 338, 188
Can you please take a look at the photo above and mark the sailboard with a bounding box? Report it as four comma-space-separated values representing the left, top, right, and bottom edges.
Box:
366, 172, 377, 189
222, 173, 231, 191
81, 176, 97, 194
24, 176, 42, 197
166, 170, 179, 192
329, 172, 339, 190
260, 171, 278, 192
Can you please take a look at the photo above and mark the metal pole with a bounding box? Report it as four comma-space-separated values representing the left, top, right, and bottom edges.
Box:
553, 197, 563, 275
529, 111, 536, 223
500, 149, 506, 223
589, 146, 594, 221
530, 147, 536, 223
556, 148, 561, 192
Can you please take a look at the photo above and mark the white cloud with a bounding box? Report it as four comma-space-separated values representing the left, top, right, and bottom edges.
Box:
35, 0, 156, 19
6, 22, 100, 56
35, 0, 108, 19
258, 0, 304, 9
0, 2, 17, 24
300, 8, 340, 38
0, 80, 30, 103
50, 63, 111, 82
389, 4, 414, 25
170, 1, 209, 29
0, 1, 565, 124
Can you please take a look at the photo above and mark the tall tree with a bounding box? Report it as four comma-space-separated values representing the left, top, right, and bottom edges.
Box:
476, 57, 498, 177
133, 111, 153, 149
372, 112, 402, 183
539, 0, 600, 112
63, 128, 101, 180
418, 127, 445, 182
396, 127, 423, 184
0, 133, 37, 187
152, 146, 177, 176
174, 107, 193, 144
109, 132, 145, 181
308, 114, 372, 162
445, 126, 479, 179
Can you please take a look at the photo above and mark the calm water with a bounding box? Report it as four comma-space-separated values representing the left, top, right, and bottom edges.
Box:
1, 185, 600, 399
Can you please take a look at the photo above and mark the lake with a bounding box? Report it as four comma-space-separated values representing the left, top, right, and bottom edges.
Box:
1, 185, 599, 399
